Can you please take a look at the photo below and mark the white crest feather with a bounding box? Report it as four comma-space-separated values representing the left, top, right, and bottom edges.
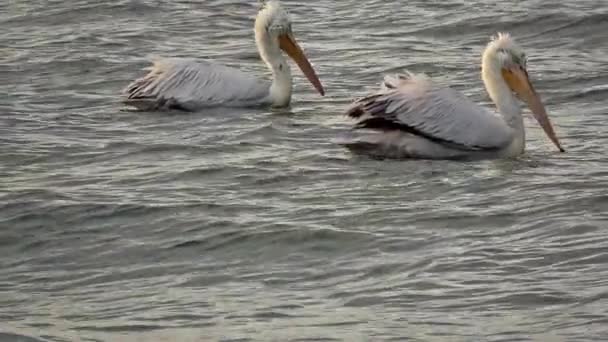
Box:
486, 32, 523, 55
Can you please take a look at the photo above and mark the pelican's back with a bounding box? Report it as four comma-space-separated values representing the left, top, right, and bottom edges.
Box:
123, 58, 271, 111
347, 73, 514, 151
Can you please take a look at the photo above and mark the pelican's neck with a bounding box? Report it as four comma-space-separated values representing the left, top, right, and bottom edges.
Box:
481, 60, 524, 134
255, 29, 292, 107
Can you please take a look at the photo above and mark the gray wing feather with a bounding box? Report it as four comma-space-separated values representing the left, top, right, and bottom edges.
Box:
122, 58, 271, 110
347, 73, 514, 150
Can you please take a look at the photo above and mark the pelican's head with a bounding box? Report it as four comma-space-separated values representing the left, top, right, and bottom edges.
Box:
483, 33, 564, 152
254, 0, 325, 95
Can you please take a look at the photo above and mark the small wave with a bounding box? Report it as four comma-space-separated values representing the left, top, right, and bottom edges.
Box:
0, 333, 49, 342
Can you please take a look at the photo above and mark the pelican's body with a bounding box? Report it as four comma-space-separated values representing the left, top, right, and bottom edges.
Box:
342, 33, 564, 160
122, 0, 324, 111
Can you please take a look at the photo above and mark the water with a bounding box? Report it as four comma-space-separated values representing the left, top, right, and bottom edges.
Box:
2, 0, 608, 341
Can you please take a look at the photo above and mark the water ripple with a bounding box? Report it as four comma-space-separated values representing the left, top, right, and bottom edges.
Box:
2, 0, 608, 341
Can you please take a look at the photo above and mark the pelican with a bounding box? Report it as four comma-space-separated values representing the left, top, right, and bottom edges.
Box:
342, 33, 565, 160
122, 0, 324, 111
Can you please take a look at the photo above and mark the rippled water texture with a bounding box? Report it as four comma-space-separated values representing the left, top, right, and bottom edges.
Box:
2, 0, 608, 341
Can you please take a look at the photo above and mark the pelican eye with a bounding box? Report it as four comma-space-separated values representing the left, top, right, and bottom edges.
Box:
269, 23, 291, 35
511, 52, 527, 66
268, 24, 279, 33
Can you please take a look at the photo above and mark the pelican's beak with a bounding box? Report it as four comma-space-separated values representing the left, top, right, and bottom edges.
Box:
278, 33, 325, 96
502, 65, 565, 152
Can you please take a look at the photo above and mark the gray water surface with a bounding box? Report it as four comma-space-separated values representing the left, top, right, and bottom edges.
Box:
2, 0, 608, 341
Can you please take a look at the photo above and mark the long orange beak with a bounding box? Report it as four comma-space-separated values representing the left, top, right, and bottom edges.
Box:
502, 65, 565, 152
278, 33, 325, 96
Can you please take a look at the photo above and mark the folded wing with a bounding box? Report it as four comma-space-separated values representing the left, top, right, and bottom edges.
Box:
346, 73, 514, 151
122, 58, 271, 111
